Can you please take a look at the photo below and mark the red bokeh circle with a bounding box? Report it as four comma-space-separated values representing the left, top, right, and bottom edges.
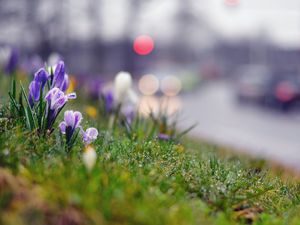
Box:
225, 0, 239, 6
133, 35, 154, 55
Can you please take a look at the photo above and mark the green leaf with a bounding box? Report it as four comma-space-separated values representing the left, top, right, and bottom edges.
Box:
9, 79, 17, 116
11, 79, 16, 99
8, 92, 19, 112
18, 91, 25, 117
20, 82, 37, 130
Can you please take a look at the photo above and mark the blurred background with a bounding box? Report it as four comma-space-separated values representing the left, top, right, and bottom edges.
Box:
1, 0, 300, 169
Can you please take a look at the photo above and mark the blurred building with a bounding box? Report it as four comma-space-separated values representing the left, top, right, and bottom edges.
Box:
0, 0, 300, 76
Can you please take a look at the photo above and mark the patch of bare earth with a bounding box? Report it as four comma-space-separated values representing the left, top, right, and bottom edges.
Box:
0, 168, 86, 225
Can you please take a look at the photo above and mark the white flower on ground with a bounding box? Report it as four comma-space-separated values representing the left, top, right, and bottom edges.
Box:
114, 71, 136, 103
83, 146, 97, 171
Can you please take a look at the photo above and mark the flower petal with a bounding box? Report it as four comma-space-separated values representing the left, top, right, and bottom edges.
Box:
34, 68, 49, 87
54, 61, 65, 87
104, 91, 114, 112
59, 121, 67, 134
82, 128, 99, 145
86, 128, 98, 139
45, 87, 59, 102
52, 95, 67, 111
74, 111, 83, 128
60, 74, 70, 92
67, 92, 77, 99
64, 110, 75, 128
29, 81, 41, 102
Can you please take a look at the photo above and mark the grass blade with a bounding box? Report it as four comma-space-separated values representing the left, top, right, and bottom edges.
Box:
176, 123, 198, 140
20, 82, 37, 130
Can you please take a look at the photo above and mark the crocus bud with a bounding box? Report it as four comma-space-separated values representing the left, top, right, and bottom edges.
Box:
60, 74, 70, 92
34, 68, 49, 88
53, 61, 65, 88
114, 71, 132, 103
29, 81, 41, 101
83, 146, 97, 171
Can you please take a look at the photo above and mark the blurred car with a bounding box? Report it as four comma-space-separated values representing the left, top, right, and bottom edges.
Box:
235, 65, 300, 111
264, 72, 300, 111
235, 65, 271, 103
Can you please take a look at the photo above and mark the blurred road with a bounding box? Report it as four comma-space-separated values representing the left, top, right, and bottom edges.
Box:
180, 81, 300, 171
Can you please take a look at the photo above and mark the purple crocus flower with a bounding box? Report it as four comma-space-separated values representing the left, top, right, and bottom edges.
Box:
158, 133, 171, 141
104, 91, 114, 113
58, 74, 69, 92
45, 87, 76, 129
28, 81, 41, 107
5, 48, 18, 75
34, 68, 49, 88
50, 61, 70, 92
88, 79, 102, 100
59, 110, 82, 144
28, 68, 50, 107
53, 61, 65, 86
81, 127, 98, 145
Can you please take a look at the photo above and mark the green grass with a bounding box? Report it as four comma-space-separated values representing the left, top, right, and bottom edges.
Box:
1, 110, 300, 225
1, 75, 300, 225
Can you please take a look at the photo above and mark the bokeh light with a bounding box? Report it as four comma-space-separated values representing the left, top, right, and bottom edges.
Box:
161, 76, 182, 96
138, 74, 159, 95
138, 95, 159, 116
275, 81, 296, 102
160, 96, 182, 116
138, 95, 182, 117
133, 35, 154, 55
224, 0, 239, 6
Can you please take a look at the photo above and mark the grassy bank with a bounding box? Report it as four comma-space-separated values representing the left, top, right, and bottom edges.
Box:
1, 66, 300, 225
1, 109, 300, 225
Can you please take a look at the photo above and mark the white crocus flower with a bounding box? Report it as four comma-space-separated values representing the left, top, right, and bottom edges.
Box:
114, 71, 135, 103
48, 52, 62, 67
47, 65, 56, 76
83, 146, 97, 172
109, 71, 139, 130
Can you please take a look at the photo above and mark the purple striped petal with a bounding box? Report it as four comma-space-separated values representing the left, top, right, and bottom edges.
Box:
34, 68, 49, 87
64, 110, 75, 128
60, 74, 70, 92
29, 81, 41, 102
51, 95, 67, 111
54, 61, 65, 87
82, 127, 98, 145
74, 111, 83, 128
59, 121, 67, 134
45, 87, 59, 102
